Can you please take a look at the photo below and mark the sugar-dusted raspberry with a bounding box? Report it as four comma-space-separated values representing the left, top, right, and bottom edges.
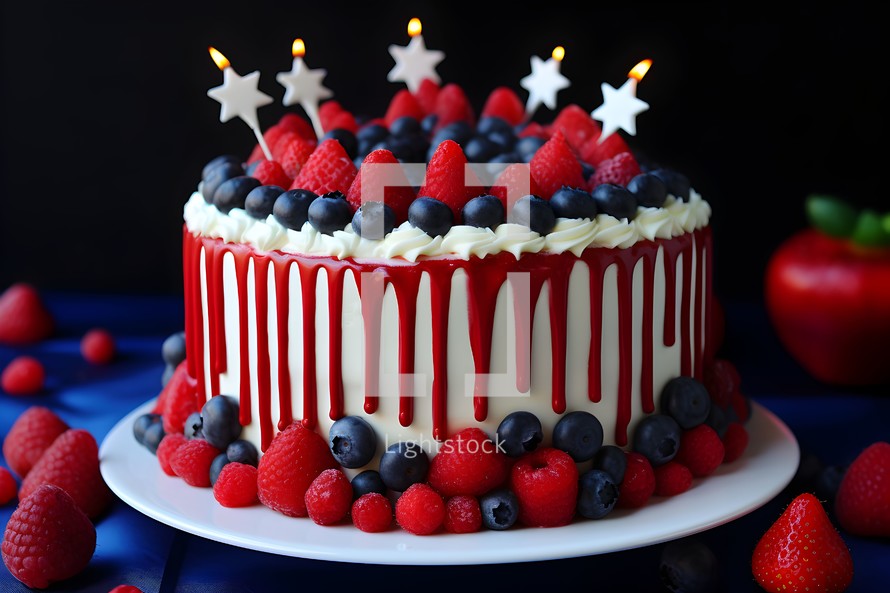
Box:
427, 428, 509, 497
395, 483, 445, 535
654, 461, 693, 496
156, 433, 188, 477
304, 468, 352, 525
590, 152, 641, 188
170, 439, 220, 488
722, 422, 749, 463
617, 452, 656, 509
2, 406, 69, 478
676, 425, 725, 477
81, 328, 116, 365
352, 492, 393, 533
1, 356, 45, 396
213, 462, 258, 508
0, 467, 17, 505
444, 495, 482, 534
510, 447, 578, 527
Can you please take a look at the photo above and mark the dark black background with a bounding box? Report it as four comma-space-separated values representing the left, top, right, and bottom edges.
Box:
1, 2, 886, 300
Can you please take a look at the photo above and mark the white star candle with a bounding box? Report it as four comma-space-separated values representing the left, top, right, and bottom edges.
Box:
520, 46, 571, 119
387, 18, 445, 93
207, 47, 274, 160
276, 38, 332, 140
591, 59, 652, 140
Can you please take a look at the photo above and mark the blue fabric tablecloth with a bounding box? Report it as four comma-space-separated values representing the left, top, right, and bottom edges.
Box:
1, 294, 888, 592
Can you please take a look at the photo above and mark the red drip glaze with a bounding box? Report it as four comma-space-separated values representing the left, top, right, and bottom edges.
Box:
386, 268, 422, 427
693, 234, 706, 380
586, 257, 604, 403
183, 230, 205, 409
298, 263, 319, 430
546, 258, 573, 414
465, 263, 509, 422
326, 267, 346, 421
273, 260, 293, 432
233, 250, 252, 426
359, 271, 383, 414
429, 269, 454, 441
253, 257, 274, 451
640, 251, 655, 414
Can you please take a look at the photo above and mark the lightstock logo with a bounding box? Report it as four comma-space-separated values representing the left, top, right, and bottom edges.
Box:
356, 160, 535, 403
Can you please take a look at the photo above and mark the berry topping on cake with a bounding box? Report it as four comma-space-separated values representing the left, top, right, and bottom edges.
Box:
202, 155, 241, 180
308, 191, 354, 235
395, 483, 445, 536
257, 422, 338, 518
169, 439, 220, 488
835, 441, 890, 537
1, 356, 45, 396
676, 425, 725, 478
752, 493, 853, 593
551, 104, 602, 152
444, 495, 483, 533
419, 140, 485, 219
202, 161, 245, 203
461, 194, 504, 229
291, 139, 358, 196
529, 131, 586, 198
251, 160, 291, 189
721, 422, 749, 464
511, 195, 557, 235
352, 492, 393, 533
463, 135, 499, 163
278, 113, 317, 142
385, 89, 425, 127
304, 468, 352, 525
618, 452, 656, 509
510, 447, 578, 527
627, 173, 668, 209
577, 469, 620, 519
273, 189, 318, 230
347, 149, 416, 223
156, 433, 188, 476
327, 415, 377, 469
427, 428, 509, 497
280, 138, 315, 180
200, 395, 241, 450
593, 445, 627, 484
633, 413, 682, 467
590, 152, 642, 188
351, 470, 387, 500
319, 100, 349, 133
160, 362, 199, 435
660, 538, 719, 593
549, 186, 598, 221
0, 468, 16, 505
480, 87, 526, 127
408, 196, 454, 237
1, 485, 96, 590
379, 441, 429, 492
321, 128, 359, 161
651, 169, 691, 200
213, 176, 262, 214
661, 377, 711, 430
552, 410, 604, 462
352, 202, 396, 239
653, 461, 693, 496
245, 185, 285, 220
0, 283, 54, 346
414, 78, 440, 116
479, 488, 519, 530
590, 183, 637, 220
496, 411, 543, 457
579, 132, 630, 167
433, 83, 474, 131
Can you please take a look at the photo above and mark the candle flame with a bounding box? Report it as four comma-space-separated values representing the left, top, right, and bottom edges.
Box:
551, 46, 565, 62
408, 18, 422, 37
208, 46, 230, 71
628, 59, 652, 82
292, 38, 306, 58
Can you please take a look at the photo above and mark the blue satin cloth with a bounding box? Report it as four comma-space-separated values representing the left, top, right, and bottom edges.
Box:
1, 294, 887, 592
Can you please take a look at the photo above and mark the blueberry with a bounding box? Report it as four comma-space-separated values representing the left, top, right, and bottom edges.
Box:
552, 411, 604, 462
479, 489, 519, 530
488, 152, 520, 164
431, 121, 473, 147
389, 116, 421, 137
378, 441, 429, 492
659, 538, 719, 593
356, 123, 389, 146
213, 176, 261, 214
321, 128, 358, 160
273, 189, 317, 230
421, 114, 438, 135
328, 416, 377, 468
549, 186, 598, 220
202, 155, 242, 180
408, 197, 454, 237
487, 130, 516, 151
352, 201, 396, 239
590, 183, 637, 220
161, 363, 175, 387
308, 191, 353, 235
651, 169, 691, 200
200, 395, 241, 450
577, 469, 619, 519
161, 331, 186, 366
142, 422, 165, 455
462, 194, 505, 229
389, 134, 427, 162
184, 412, 204, 440
464, 136, 499, 162
661, 377, 711, 429
496, 411, 543, 457
633, 414, 682, 466
351, 470, 387, 500
133, 413, 161, 446
510, 195, 556, 234
202, 161, 244, 203
515, 136, 546, 161
245, 185, 286, 220
209, 453, 229, 486
581, 162, 595, 181
816, 464, 846, 503
477, 116, 513, 137
226, 439, 259, 467
244, 160, 263, 177
704, 405, 728, 438
627, 173, 668, 208
593, 445, 627, 484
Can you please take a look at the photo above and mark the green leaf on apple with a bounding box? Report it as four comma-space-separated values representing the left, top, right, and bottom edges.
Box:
851, 209, 890, 246
805, 194, 858, 238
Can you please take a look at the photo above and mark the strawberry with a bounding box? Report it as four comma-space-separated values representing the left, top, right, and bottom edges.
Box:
256, 421, 338, 517
510, 448, 578, 527
2, 485, 96, 589
2, 406, 69, 478
427, 428, 509, 497
590, 152, 642, 188
518, 122, 550, 139
1, 355, 45, 395
433, 84, 474, 131
0, 467, 17, 505
722, 422, 749, 463
551, 104, 602, 151
835, 441, 890, 537
529, 131, 586, 199
0, 283, 54, 345
675, 425, 725, 477
347, 149, 416, 223
618, 452, 656, 508
414, 78, 439, 116
327, 110, 359, 134
419, 140, 485, 219
81, 328, 116, 365
280, 138, 315, 180
385, 89, 425, 128
160, 361, 199, 435
278, 113, 317, 142
19, 428, 112, 519
653, 461, 693, 496
319, 100, 346, 131
489, 163, 542, 213
480, 87, 525, 126
580, 132, 631, 167
752, 493, 853, 593
252, 160, 292, 188
290, 139, 358, 196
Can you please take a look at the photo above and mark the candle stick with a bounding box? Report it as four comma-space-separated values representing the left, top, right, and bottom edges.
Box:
387, 18, 444, 93
207, 47, 274, 161
520, 46, 571, 119
276, 38, 332, 140
591, 59, 652, 140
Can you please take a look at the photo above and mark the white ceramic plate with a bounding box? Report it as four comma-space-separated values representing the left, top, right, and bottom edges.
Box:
100, 401, 798, 565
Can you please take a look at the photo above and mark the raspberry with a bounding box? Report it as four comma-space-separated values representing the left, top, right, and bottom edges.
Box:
19, 428, 112, 519
730, 391, 751, 423
108, 586, 144, 593
169, 439, 220, 487
702, 359, 740, 409
444, 495, 482, 533
385, 89, 425, 127
278, 113, 317, 142
280, 138, 315, 180
676, 424, 725, 477
654, 461, 693, 496
271, 131, 301, 161
510, 447, 578, 527
160, 361, 199, 435
489, 163, 543, 213
590, 152, 641, 188
304, 468, 352, 525
352, 493, 393, 533
347, 149, 416, 224
81, 328, 116, 365
413, 78, 439, 115
2, 406, 69, 478
518, 122, 549, 139
290, 139, 358, 196
419, 140, 485, 219
395, 483, 445, 535
618, 452, 656, 509
1, 356, 45, 395
0, 468, 17, 504
551, 104, 602, 151
529, 131, 586, 199
327, 111, 359, 134
579, 132, 630, 166
257, 422, 338, 517
480, 87, 525, 126
252, 160, 292, 188
722, 422, 749, 463
0, 283, 54, 345
1, 485, 96, 589
247, 124, 289, 164
433, 83, 474, 131
213, 462, 259, 508
156, 433, 188, 477
319, 101, 358, 133
427, 428, 509, 497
